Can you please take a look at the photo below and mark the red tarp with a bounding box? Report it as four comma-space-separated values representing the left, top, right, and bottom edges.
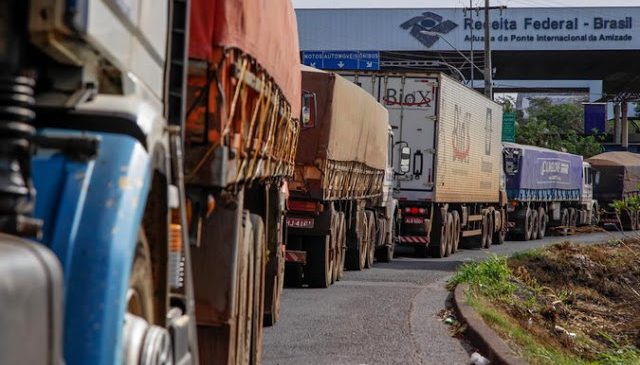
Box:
189, 0, 301, 112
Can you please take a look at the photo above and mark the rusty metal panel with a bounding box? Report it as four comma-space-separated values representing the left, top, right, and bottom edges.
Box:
434, 74, 502, 203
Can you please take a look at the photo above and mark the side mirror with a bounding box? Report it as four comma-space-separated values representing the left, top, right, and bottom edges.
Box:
400, 146, 411, 174
595, 171, 600, 185
301, 91, 316, 128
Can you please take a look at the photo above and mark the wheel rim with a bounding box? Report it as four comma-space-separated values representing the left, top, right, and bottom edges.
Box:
538, 210, 546, 238
123, 239, 173, 365
531, 211, 539, 240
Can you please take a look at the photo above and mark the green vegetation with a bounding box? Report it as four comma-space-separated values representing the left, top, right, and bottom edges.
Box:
450, 243, 640, 365
449, 255, 514, 299
495, 96, 604, 158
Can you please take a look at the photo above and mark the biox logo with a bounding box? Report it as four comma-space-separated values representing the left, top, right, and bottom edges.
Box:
401, 12, 458, 48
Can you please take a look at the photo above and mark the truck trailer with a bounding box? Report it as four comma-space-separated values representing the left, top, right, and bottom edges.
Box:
0, 0, 198, 364
588, 151, 640, 230
503, 142, 599, 239
284, 67, 396, 288
343, 72, 506, 258
185, 0, 301, 363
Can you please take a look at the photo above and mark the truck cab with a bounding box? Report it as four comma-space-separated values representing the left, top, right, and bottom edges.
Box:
0, 1, 197, 364
582, 161, 600, 226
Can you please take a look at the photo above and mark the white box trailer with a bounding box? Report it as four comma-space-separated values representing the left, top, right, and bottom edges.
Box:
342, 72, 507, 258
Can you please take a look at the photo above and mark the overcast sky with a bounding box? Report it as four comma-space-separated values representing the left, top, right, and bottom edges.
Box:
293, 0, 635, 8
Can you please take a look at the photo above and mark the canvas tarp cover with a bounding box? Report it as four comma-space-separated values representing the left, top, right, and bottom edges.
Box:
298, 67, 388, 171
503, 142, 582, 202
587, 152, 640, 202
189, 0, 301, 112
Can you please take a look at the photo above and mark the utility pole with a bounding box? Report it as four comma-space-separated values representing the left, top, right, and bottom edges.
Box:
484, 0, 492, 98
469, 0, 474, 89
465, 2, 506, 99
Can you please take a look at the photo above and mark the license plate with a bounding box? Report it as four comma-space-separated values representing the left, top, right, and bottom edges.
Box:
286, 217, 314, 229
404, 217, 424, 224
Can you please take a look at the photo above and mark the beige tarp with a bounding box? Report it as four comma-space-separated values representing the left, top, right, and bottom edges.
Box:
292, 67, 388, 200
298, 66, 388, 171
587, 151, 640, 201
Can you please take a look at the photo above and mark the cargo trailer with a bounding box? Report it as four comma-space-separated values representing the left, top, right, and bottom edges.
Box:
503, 143, 598, 239
343, 72, 507, 258
588, 151, 640, 230
284, 67, 397, 288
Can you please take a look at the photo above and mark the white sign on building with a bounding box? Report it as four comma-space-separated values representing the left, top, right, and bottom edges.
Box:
297, 7, 640, 51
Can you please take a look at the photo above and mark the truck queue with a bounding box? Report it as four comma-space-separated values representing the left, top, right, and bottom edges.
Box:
0, 1, 638, 365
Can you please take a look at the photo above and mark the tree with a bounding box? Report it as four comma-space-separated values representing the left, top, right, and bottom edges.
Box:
515, 97, 603, 158
526, 97, 584, 133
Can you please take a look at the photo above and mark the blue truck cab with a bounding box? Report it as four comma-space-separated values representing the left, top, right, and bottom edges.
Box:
0, 1, 197, 364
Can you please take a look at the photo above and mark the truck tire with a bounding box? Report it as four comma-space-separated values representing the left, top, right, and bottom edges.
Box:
127, 233, 155, 325
335, 212, 346, 280
530, 210, 539, 240
569, 208, 577, 228
445, 212, 454, 256
590, 203, 600, 226
492, 209, 506, 245
483, 212, 493, 249
429, 211, 449, 258
376, 215, 394, 262
364, 211, 378, 269
330, 212, 339, 284
621, 209, 636, 231
346, 211, 368, 271
329, 212, 339, 284
537, 207, 546, 239
124, 232, 175, 365
307, 235, 332, 288
560, 208, 569, 228
236, 211, 253, 365
248, 215, 266, 365
513, 208, 532, 241
365, 211, 376, 268
451, 211, 461, 253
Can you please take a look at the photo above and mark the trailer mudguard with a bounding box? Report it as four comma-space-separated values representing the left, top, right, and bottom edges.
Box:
33, 131, 151, 365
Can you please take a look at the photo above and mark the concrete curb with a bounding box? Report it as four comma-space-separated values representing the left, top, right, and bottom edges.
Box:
452, 284, 528, 365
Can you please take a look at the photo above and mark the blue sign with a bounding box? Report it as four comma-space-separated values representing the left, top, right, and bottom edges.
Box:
302, 50, 380, 71
584, 103, 606, 134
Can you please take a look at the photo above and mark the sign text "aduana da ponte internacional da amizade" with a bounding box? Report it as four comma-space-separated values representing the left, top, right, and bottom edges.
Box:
296, 7, 640, 51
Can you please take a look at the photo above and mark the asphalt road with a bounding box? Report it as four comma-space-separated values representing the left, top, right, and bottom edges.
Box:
263, 231, 626, 365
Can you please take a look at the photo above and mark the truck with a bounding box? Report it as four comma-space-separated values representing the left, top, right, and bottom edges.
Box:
185, 0, 301, 362
284, 67, 395, 288
587, 151, 640, 230
503, 143, 599, 239
343, 72, 507, 258
0, 0, 198, 364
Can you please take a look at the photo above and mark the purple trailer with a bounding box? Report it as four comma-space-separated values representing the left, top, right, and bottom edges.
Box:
503, 143, 598, 240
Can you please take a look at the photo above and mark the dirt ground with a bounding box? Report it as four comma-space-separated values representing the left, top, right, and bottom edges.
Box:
504, 238, 640, 361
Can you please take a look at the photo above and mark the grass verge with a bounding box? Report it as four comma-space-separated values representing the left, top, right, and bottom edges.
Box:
450, 240, 640, 365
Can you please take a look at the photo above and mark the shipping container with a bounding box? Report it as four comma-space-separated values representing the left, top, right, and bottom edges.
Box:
343, 72, 506, 258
